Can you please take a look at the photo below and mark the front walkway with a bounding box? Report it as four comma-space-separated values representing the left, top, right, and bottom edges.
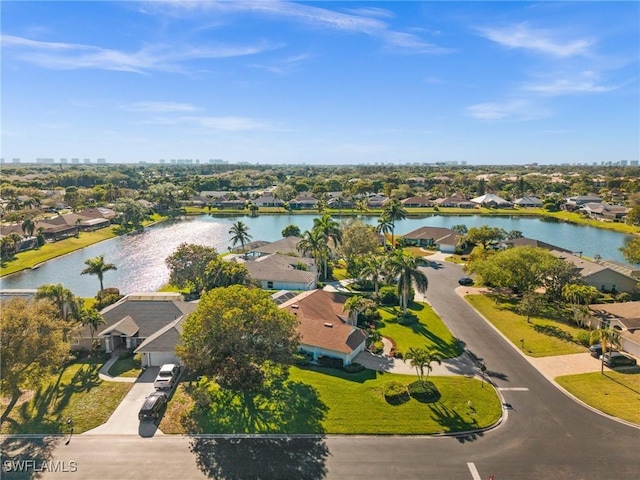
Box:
98, 352, 137, 383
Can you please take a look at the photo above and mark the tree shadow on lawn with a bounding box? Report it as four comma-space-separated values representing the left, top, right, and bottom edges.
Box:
189, 435, 329, 480
428, 403, 484, 443
4, 360, 102, 434
603, 370, 640, 394
182, 372, 328, 435
532, 324, 574, 343
0, 436, 61, 480
299, 365, 378, 384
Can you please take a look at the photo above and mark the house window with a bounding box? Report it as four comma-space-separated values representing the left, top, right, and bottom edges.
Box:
267, 281, 274, 289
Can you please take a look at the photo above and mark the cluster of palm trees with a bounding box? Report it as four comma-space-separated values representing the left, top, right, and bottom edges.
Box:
296, 213, 342, 280
376, 199, 407, 250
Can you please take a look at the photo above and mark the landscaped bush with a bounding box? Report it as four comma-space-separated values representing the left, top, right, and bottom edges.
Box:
318, 355, 344, 369
94, 288, 123, 310
379, 286, 398, 306
294, 352, 313, 366
343, 363, 365, 373
370, 341, 384, 355
408, 381, 441, 403
397, 313, 418, 326
392, 349, 404, 359
573, 330, 591, 347
384, 381, 409, 405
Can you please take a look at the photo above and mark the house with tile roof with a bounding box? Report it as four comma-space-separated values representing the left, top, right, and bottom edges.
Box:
513, 196, 543, 208
251, 236, 302, 257
588, 301, 640, 357
470, 193, 512, 208
240, 253, 318, 290
280, 289, 368, 366
74, 293, 198, 367
402, 226, 463, 253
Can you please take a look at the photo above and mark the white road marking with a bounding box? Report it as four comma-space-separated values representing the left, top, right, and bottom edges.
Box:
467, 462, 481, 480
498, 387, 529, 391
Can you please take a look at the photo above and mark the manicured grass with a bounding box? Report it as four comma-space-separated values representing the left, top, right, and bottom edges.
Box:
377, 302, 463, 358
536, 210, 640, 235
160, 366, 502, 435
556, 370, 640, 425
107, 355, 141, 378
0, 228, 118, 276
403, 246, 435, 258
0, 356, 133, 434
465, 294, 586, 357
157, 283, 191, 294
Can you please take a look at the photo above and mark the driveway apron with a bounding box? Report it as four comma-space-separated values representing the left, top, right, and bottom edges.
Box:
84, 367, 163, 437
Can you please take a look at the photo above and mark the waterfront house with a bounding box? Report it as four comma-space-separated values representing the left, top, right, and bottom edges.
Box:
549, 250, 639, 293
514, 196, 543, 208
367, 194, 390, 209
290, 193, 318, 210
470, 193, 512, 208
402, 226, 462, 253
72, 293, 198, 367
280, 289, 368, 366
434, 193, 474, 208
253, 193, 285, 208
581, 203, 630, 222
401, 196, 433, 208
240, 253, 318, 291
563, 195, 602, 211
251, 236, 303, 257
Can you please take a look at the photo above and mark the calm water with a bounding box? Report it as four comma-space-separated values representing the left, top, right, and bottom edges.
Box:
1, 214, 634, 297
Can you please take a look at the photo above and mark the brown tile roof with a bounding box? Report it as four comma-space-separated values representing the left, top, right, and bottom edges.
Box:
589, 301, 640, 320
280, 289, 366, 354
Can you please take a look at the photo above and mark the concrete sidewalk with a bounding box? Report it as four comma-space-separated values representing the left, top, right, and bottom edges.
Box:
98, 352, 137, 383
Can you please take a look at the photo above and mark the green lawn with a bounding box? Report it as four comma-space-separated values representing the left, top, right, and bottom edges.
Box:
160, 366, 502, 435
556, 370, 640, 425
107, 355, 142, 378
0, 356, 133, 434
377, 302, 463, 358
465, 294, 587, 357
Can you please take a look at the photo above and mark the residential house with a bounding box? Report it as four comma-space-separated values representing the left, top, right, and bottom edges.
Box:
563, 195, 602, 211
367, 194, 389, 209
402, 226, 462, 253
240, 253, 317, 290
588, 302, 640, 357
513, 196, 543, 208
75, 293, 198, 367
504, 237, 571, 254
212, 195, 246, 209
253, 193, 285, 208
549, 250, 639, 293
401, 196, 433, 208
434, 193, 475, 208
280, 289, 368, 366
289, 193, 318, 210
251, 236, 302, 257
470, 193, 513, 208
581, 203, 630, 222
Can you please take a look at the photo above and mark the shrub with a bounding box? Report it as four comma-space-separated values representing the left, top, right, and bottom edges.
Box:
318, 355, 344, 369
384, 381, 409, 405
616, 292, 631, 303
408, 380, 441, 403
343, 363, 365, 373
379, 286, 398, 306
294, 352, 313, 366
370, 341, 384, 355
573, 330, 591, 347
397, 313, 418, 326
392, 350, 404, 359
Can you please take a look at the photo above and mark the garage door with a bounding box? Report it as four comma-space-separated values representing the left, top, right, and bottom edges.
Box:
148, 351, 181, 367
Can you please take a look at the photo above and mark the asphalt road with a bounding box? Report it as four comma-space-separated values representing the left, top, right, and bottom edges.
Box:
2, 259, 638, 480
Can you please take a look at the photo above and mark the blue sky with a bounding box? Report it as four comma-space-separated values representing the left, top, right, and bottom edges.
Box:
1, 1, 638, 165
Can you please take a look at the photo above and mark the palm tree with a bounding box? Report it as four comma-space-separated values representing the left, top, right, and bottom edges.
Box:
229, 220, 252, 256
312, 213, 342, 279
81, 254, 118, 296
360, 255, 387, 296
405, 347, 442, 386
376, 216, 394, 250
80, 307, 105, 345
381, 199, 407, 250
590, 327, 621, 374
21, 218, 36, 237
388, 251, 428, 313
35, 283, 81, 322
297, 228, 327, 280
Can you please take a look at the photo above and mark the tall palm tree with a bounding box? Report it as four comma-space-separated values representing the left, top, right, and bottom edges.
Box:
376, 216, 394, 250
81, 254, 117, 296
21, 218, 36, 237
35, 283, 81, 322
229, 220, 252, 256
80, 307, 106, 344
405, 347, 442, 385
360, 255, 387, 296
381, 199, 407, 250
312, 213, 342, 279
388, 251, 428, 313
297, 228, 327, 280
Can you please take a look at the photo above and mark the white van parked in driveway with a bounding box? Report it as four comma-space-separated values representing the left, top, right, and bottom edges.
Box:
154, 364, 180, 390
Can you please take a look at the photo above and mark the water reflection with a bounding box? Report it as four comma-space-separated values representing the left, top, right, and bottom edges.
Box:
0, 214, 633, 297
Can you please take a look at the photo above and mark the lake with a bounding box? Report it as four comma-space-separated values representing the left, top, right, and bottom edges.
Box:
0, 214, 634, 297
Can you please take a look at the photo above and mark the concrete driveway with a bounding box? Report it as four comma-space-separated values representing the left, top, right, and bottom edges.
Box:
84, 367, 163, 437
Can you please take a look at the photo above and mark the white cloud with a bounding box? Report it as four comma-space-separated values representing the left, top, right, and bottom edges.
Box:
467, 99, 549, 121
478, 23, 595, 57
0, 34, 279, 73
139, 115, 275, 132
124, 101, 199, 113
523, 79, 621, 95
147, 1, 448, 54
